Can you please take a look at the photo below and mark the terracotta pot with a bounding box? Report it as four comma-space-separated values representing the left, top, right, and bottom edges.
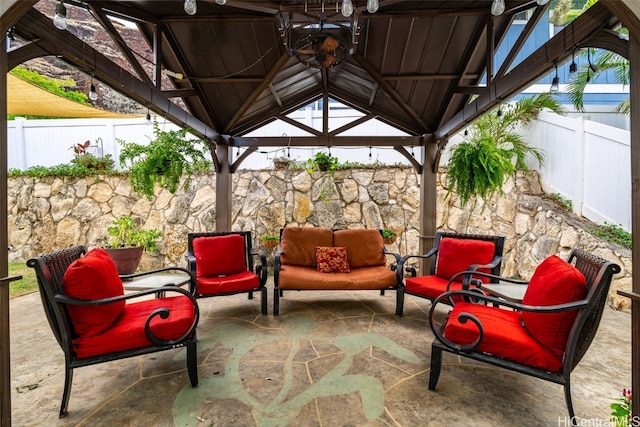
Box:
261, 239, 279, 249
103, 247, 144, 275
383, 236, 397, 245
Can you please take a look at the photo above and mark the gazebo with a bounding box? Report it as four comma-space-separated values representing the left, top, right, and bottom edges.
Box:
1, 0, 639, 423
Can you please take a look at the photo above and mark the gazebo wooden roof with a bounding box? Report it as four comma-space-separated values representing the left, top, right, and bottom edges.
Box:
2, 0, 640, 424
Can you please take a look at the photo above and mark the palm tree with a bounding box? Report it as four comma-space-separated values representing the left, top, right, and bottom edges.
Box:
446, 93, 565, 207
565, 0, 630, 114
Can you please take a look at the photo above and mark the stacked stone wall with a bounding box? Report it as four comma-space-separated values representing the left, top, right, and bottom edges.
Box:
8, 167, 632, 311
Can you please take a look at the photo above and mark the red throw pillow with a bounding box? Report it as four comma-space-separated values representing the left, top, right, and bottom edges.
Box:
62, 248, 125, 338
193, 234, 247, 278
315, 246, 350, 273
521, 255, 587, 358
435, 237, 496, 282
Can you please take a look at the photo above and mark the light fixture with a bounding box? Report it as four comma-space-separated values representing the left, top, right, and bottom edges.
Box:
184, 0, 197, 15
491, 0, 505, 16
496, 102, 502, 117
341, 0, 354, 17
367, 0, 379, 13
89, 75, 98, 101
53, 1, 67, 30
215, 0, 226, 4
536, 0, 550, 5
146, 109, 151, 125
587, 49, 598, 73
550, 62, 559, 93
569, 49, 578, 79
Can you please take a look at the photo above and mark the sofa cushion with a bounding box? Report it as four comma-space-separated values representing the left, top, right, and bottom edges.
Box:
443, 302, 563, 372
195, 271, 260, 295
436, 237, 496, 283
193, 234, 247, 278
73, 295, 196, 359
315, 246, 350, 273
278, 265, 396, 290
63, 248, 125, 338
333, 229, 386, 268
521, 255, 587, 358
280, 227, 333, 267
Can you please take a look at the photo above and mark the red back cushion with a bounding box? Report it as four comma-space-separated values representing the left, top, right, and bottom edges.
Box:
435, 237, 496, 282
193, 234, 247, 278
315, 246, 350, 273
522, 255, 587, 357
333, 229, 386, 268
280, 227, 333, 267
62, 248, 125, 338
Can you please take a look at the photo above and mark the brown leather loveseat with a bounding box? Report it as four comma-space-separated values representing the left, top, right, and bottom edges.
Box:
273, 226, 399, 315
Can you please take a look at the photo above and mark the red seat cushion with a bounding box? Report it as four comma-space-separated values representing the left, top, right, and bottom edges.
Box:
436, 238, 496, 283
443, 302, 563, 372
195, 271, 260, 295
405, 275, 468, 300
521, 255, 587, 358
315, 246, 350, 273
73, 296, 196, 359
193, 234, 247, 278
62, 248, 125, 338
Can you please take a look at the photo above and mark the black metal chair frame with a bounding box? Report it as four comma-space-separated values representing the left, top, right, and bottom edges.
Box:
27, 245, 199, 418
395, 231, 506, 316
187, 231, 268, 314
428, 247, 621, 426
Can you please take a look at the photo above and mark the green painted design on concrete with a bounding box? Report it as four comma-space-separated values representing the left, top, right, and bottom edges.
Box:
172, 315, 419, 426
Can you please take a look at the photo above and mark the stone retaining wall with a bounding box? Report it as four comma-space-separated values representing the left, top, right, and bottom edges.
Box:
8, 167, 632, 311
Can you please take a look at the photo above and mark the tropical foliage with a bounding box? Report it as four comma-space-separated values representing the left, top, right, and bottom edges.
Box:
106, 215, 162, 252
446, 93, 564, 207
118, 120, 211, 200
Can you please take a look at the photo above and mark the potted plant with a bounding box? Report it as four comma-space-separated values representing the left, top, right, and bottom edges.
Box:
446, 93, 564, 207
307, 152, 338, 172
381, 226, 398, 244
103, 215, 163, 274
273, 156, 291, 170
260, 233, 280, 249
118, 120, 211, 200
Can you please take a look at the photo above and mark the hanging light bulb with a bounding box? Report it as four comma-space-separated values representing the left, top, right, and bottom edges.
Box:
490, 0, 505, 16
215, 0, 226, 4
367, 0, 379, 13
146, 109, 151, 125
53, 1, 67, 30
536, 0, 550, 4
341, 0, 353, 17
184, 0, 197, 15
550, 63, 559, 93
89, 83, 98, 101
569, 49, 578, 79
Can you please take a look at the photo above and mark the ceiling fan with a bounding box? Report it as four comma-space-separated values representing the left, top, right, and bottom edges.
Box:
292, 32, 349, 69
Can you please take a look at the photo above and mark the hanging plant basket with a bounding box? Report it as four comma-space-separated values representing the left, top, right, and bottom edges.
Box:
261, 237, 279, 248
383, 236, 397, 245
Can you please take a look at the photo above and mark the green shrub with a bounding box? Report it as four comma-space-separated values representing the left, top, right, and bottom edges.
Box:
591, 223, 632, 249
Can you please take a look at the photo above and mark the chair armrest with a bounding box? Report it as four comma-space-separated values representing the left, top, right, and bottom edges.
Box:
383, 247, 401, 270
428, 289, 588, 353
119, 266, 191, 280
396, 247, 439, 285
250, 250, 268, 286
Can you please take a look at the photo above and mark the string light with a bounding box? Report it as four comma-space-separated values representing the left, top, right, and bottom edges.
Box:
53, 1, 67, 30
88, 74, 98, 101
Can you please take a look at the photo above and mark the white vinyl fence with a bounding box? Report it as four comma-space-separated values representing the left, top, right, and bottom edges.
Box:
6, 110, 632, 231
522, 110, 631, 231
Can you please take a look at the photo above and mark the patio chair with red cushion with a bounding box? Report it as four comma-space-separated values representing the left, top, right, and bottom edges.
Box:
187, 231, 268, 314
395, 231, 506, 315
27, 245, 199, 417
428, 248, 620, 425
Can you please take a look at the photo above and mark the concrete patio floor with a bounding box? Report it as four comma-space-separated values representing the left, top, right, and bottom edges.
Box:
9, 280, 632, 426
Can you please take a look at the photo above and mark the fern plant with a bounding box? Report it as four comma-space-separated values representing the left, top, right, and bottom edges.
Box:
119, 121, 211, 200
446, 93, 564, 207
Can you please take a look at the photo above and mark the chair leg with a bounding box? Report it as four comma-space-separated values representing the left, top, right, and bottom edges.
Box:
186, 341, 198, 387
396, 288, 404, 316
428, 344, 442, 391
59, 364, 73, 417
248, 290, 254, 300
260, 287, 267, 315
380, 289, 385, 296
273, 286, 280, 316
564, 378, 577, 426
